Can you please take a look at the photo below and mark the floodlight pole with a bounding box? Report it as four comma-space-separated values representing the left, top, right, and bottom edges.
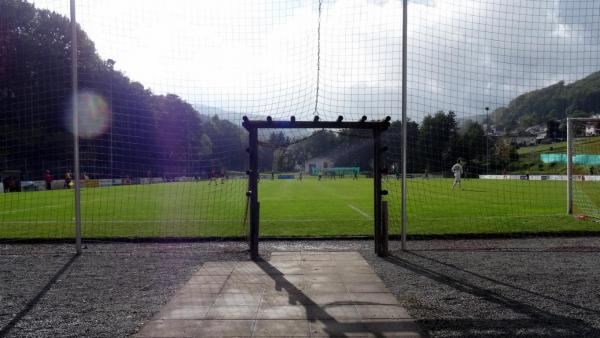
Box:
71, 0, 82, 254
567, 118, 573, 214
400, 0, 408, 250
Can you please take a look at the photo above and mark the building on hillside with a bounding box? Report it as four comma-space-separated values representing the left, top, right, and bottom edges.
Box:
536, 131, 550, 144
586, 123, 599, 136
507, 132, 537, 147
585, 116, 600, 136
523, 120, 564, 144
491, 127, 506, 137
304, 157, 334, 175
525, 124, 546, 135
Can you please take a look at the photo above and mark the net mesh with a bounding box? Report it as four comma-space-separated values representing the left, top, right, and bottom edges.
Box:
1, 0, 600, 243
571, 120, 600, 220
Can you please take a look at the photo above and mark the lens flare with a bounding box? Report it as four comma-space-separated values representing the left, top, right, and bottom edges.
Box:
66, 91, 111, 139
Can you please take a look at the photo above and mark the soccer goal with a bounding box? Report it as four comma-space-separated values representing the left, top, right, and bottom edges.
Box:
242, 116, 391, 260
567, 117, 600, 220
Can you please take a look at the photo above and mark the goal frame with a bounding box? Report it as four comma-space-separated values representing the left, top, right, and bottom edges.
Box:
242, 116, 391, 260
566, 117, 600, 215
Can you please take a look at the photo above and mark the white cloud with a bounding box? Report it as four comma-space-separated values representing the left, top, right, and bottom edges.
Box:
31, 0, 600, 122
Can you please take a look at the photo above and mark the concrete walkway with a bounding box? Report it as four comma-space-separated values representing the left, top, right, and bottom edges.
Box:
135, 251, 422, 337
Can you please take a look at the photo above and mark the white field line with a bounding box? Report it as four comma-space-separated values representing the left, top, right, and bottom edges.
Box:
0, 198, 105, 215
0, 204, 62, 215
347, 204, 372, 220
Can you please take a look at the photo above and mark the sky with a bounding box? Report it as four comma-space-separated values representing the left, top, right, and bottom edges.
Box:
32, 0, 600, 122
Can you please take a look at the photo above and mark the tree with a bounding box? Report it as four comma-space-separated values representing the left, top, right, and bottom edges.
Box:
459, 121, 488, 175
385, 120, 420, 173
198, 134, 213, 158
419, 111, 458, 173
0, 0, 252, 179
546, 119, 562, 139
492, 138, 518, 171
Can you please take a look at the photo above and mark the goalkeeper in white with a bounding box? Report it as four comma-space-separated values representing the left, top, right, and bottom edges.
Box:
451, 160, 463, 190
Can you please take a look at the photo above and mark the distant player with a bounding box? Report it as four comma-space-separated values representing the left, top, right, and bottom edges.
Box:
299, 171, 303, 181
209, 168, 216, 185
353, 170, 358, 180
43, 170, 53, 190
451, 160, 463, 190
64, 170, 73, 189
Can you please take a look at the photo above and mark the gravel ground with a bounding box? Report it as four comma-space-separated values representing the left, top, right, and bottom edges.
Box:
1, 237, 600, 337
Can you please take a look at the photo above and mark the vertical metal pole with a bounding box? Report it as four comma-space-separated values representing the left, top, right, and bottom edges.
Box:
485, 107, 490, 174
108, 60, 114, 182
567, 118, 573, 214
373, 130, 382, 255
70, 0, 82, 254
248, 128, 259, 260
381, 201, 389, 256
401, 0, 408, 251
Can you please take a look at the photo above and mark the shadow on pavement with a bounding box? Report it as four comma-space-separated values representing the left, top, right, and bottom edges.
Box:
385, 252, 600, 337
255, 257, 420, 338
0, 254, 79, 338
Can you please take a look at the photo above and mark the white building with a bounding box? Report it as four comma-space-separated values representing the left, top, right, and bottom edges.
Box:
585, 118, 600, 137
304, 157, 335, 175
508, 133, 537, 147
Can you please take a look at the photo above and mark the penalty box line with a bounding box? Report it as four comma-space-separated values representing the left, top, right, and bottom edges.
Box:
347, 204, 372, 220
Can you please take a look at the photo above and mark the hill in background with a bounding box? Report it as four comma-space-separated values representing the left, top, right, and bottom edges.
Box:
492, 71, 600, 130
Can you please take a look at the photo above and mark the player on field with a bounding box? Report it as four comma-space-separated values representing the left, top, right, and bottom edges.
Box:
64, 170, 73, 189
43, 170, 53, 190
209, 168, 216, 185
451, 160, 463, 190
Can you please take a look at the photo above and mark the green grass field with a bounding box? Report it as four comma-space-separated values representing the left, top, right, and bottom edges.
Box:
0, 177, 597, 239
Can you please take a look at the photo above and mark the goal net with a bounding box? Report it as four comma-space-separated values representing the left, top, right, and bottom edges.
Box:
1, 0, 600, 244
253, 126, 383, 237
568, 118, 600, 220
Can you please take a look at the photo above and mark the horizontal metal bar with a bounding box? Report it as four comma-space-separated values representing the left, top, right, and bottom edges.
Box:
243, 120, 389, 130
567, 118, 600, 122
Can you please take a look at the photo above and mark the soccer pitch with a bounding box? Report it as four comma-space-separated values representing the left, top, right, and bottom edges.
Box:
0, 177, 597, 239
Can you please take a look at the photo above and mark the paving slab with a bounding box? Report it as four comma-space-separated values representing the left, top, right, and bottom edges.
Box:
134, 251, 422, 338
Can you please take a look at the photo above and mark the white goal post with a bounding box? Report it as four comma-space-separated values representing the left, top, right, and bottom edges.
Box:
567, 117, 600, 217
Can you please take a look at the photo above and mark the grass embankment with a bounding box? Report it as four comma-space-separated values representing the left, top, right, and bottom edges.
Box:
514, 136, 600, 174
